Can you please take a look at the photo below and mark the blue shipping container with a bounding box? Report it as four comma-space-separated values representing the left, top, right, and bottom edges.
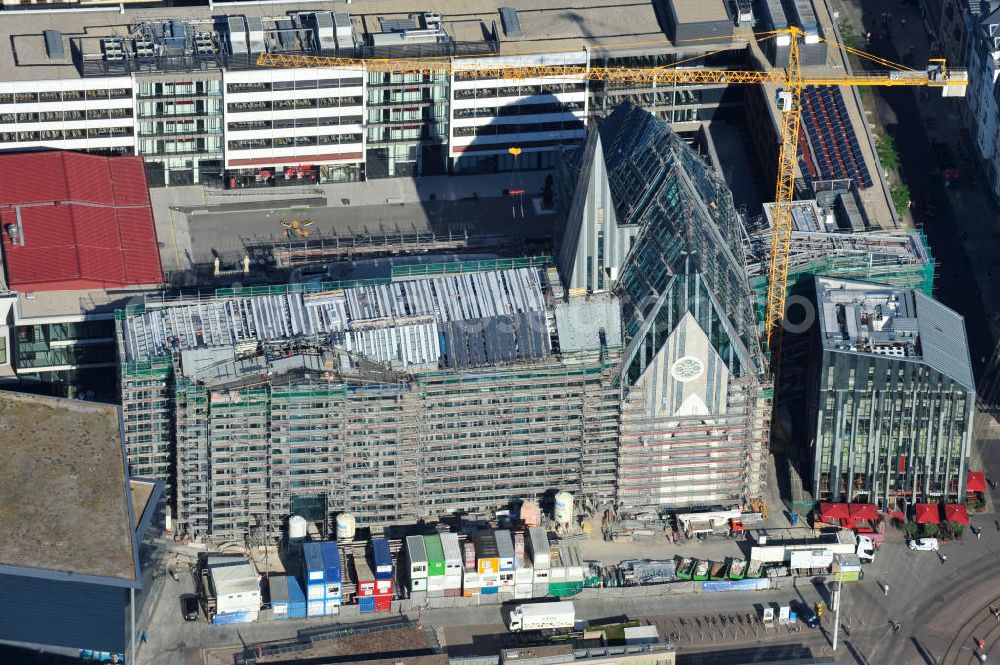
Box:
371, 538, 393, 580
303, 542, 325, 582
320, 542, 342, 582
481, 586, 498, 595
269, 576, 290, 615
288, 575, 307, 618
359, 596, 376, 613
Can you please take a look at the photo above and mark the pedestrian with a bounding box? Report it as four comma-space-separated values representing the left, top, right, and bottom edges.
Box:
978, 528, 983, 540
980, 638, 987, 651
893, 622, 902, 633
901, 17, 907, 27
140, 631, 148, 644
883, 583, 889, 596
980, 652, 988, 663
941, 553, 948, 564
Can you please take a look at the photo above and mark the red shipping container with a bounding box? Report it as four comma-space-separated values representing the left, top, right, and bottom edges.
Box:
375, 595, 392, 612
376, 579, 393, 596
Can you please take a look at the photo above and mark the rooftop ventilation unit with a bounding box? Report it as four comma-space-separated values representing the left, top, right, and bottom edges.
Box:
313, 12, 336, 51
163, 20, 189, 55
332, 12, 353, 47
227, 16, 249, 55
134, 30, 156, 58
101, 38, 126, 62
194, 31, 216, 55
499, 7, 522, 37
246, 16, 266, 54
43, 30, 65, 59
420, 12, 443, 29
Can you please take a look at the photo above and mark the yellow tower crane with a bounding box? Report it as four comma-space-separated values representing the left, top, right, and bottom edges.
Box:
256, 27, 967, 356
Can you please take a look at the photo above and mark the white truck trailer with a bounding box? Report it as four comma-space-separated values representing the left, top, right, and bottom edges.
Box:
506, 601, 576, 632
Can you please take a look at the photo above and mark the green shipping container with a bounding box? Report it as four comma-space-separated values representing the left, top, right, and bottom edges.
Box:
424, 534, 446, 577
548, 581, 583, 597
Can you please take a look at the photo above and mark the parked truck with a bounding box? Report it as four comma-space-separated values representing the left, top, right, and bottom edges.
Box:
506, 601, 576, 632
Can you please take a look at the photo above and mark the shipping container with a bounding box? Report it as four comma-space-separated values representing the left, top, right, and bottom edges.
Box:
210, 561, 261, 615
323, 600, 340, 616
464, 571, 481, 596
427, 574, 446, 591
513, 532, 526, 567
302, 542, 325, 582
549, 566, 567, 582
481, 572, 500, 588
532, 583, 549, 598
374, 595, 392, 612
474, 530, 500, 575
371, 538, 394, 580
463, 541, 476, 571
515, 567, 534, 584
306, 581, 325, 602
495, 530, 515, 571
307, 600, 324, 617
269, 576, 289, 615
481, 585, 499, 595
444, 572, 463, 590
499, 571, 515, 588
440, 532, 463, 577
320, 542, 343, 595
375, 578, 393, 596
287, 575, 307, 618
359, 596, 376, 613
354, 551, 377, 597
406, 535, 428, 580
444, 587, 462, 598
411, 576, 428, 592
533, 568, 550, 584
514, 583, 534, 599
526, 527, 550, 569
424, 534, 446, 576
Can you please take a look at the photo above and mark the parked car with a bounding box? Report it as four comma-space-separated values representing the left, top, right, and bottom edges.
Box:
908, 538, 940, 552
180, 593, 199, 621
795, 602, 821, 628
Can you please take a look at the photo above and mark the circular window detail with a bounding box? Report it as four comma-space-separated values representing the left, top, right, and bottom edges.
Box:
670, 356, 705, 383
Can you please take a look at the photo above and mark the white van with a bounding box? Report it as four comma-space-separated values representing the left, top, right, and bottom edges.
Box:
857, 535, 876, 562
908, 538, 940, 552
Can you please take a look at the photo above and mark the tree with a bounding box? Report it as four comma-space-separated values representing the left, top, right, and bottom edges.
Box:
904, 522, 919, 539
923, 523, 939, 538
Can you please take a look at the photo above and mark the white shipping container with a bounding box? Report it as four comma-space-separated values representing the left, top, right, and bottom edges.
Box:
514, 583, 534, 599
533, 568, 550, 584
440, 532, 463, 576
306, 582, 325, 602
566, 566, 585, 582
549, 566, 567, 582
427, 574, 446, 591
444, 573, 462, 589
323, 601, 340, 616
515, 567, 534, 584
481, 573, 500, 587
495, 530, 515, 571
411, 577, 427, 592
527, 527, 550, 569
464, 571, 481, 588
211, 563, 262, 615
307, 601, 324, 617
500, 571, 515, 588
406, 535, 429, 579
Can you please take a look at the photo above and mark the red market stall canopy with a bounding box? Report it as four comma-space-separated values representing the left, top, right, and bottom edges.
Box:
819, 502, 850, 523
967, 471, 987, 493
943, 504, 969, 525
849, 503, 879, 521
914, 503, 939, 524
840, 517, 857, 530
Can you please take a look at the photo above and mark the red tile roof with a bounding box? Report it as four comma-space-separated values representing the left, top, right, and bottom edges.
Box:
0, 152, 163, 291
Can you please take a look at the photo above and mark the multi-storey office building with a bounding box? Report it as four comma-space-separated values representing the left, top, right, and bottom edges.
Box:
0, 0, 750, 186
806, 277, 975, 506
